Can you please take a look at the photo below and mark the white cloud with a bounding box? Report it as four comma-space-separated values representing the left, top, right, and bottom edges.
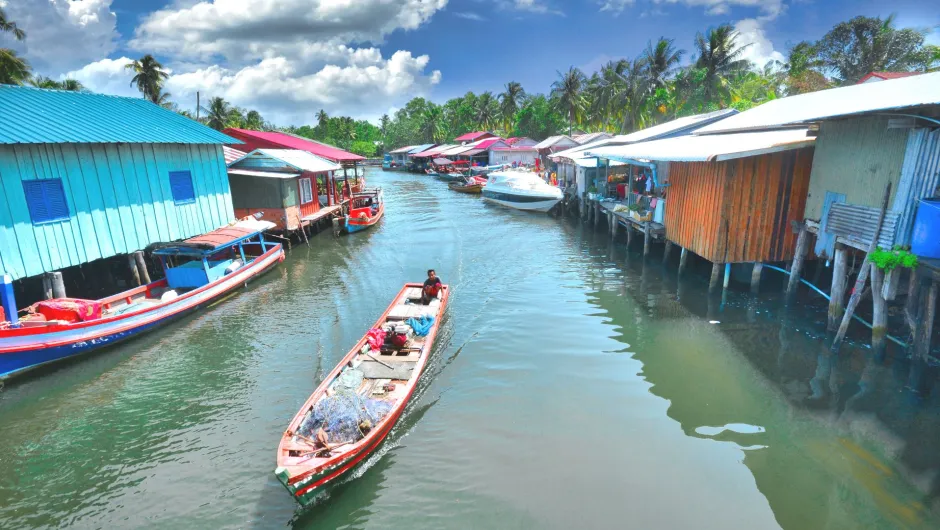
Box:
63, 56, 141, 98
654, 0, 786, 20
734, 18, 785, 68
454, 12, 485, 21
0, 0, 118, 75
498, 0, 564, 16
599, 0, 635, 15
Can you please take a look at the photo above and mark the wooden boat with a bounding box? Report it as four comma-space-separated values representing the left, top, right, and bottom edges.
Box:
448, 176, 486, 194
342, 188, 384, 234
0, 220, 284, 380
275, 283, 449, 505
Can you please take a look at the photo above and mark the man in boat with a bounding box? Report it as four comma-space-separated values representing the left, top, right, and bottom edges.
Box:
421, 269, 443, 305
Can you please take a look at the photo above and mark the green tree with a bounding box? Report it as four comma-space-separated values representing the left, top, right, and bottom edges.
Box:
201, 97, 234, 130
420, 105, 444, 143
783, 41, 830, 95
815, 15, 928, 84
126, 55, 170, 103
0, 6, 25, 41
0, 48, 30, 85
245, 110, 263, 130
513, 94, 566, 140
499, 81, 526, 132
550, 67, 587, 134
475, 91, 499, 130
694, 24, 752, 107
644, 37, 684, 90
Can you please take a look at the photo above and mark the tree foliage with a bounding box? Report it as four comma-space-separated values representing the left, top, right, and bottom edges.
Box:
815, 15, 927, 84
126, 55, 170, 103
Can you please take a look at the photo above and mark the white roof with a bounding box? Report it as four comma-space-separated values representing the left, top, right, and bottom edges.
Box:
533, 135, 578, 150
231, 148, 341, 173
228, 168, 300, 179
438, 145, 475, 156
586, 129, 815, 163
696, 72, 940, 134
572, 158, 627, 168
389, 145, 417, 154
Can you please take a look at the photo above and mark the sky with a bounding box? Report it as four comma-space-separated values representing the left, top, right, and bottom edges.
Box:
0, 0, 937, 126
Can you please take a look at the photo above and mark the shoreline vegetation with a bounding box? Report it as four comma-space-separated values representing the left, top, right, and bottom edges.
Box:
1, 10, 938, 158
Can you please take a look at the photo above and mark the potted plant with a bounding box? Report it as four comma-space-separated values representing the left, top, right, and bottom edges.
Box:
870, 246, 919, 301
587, 185, 597, 201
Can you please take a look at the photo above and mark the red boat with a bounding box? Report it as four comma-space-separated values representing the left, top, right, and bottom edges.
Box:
275, 283, 449, 505
342, 188, 384, 234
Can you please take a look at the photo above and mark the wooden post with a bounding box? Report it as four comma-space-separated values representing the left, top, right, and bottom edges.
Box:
134, 251, 151, 284
127, 254, 141, 286
679, 247, 689, 275
786, 225, 810, 301
870, 267, 888, 358
594, 203, 601, 229
904, 269, 919, 336
643, 223, 651, 257
42, 273, 53, 300
709, 262, 722, 292
626, 224, 633, 246
610, 212, 618, 238
662, 241, 673, 265
827, 245, 849, 333
750, 263, 763, 294
913, 279, 937, 362
50, 271, 65, 299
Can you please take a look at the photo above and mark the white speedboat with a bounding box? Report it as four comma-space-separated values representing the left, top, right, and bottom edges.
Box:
482, 170, 563, 212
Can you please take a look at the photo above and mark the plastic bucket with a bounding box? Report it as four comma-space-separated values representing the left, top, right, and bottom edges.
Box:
911, 199, 940, 258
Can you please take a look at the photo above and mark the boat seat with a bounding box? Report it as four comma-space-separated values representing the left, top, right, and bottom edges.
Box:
403, 287, 423, 301
387, 304, 435, 320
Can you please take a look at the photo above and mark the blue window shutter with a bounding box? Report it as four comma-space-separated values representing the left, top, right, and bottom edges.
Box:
169, 170, 195, 204
22, 179, 69, 224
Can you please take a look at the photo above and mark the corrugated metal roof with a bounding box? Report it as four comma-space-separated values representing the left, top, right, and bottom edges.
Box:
587, 129, 815, 162
858, 71, 922, 83
472, 138, 504, 150
407, 143, 436, 155
533, 135, 578, 150
573, 132, 613, 144
230, 148, 341, 173
224, 146, 247, 165
491, 146, 538, 151
697, 72, 940, 134
572, 158, 626, 168
0, 85, 239, 145
228, 168, 300, 179
454, 131, 492, 142
414, 144, 456, 157
389, 145, 417, 154
438, 145, 474, 156
223, 128, 364, 161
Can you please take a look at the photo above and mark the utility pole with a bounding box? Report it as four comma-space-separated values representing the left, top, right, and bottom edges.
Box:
196, 92, 200, 120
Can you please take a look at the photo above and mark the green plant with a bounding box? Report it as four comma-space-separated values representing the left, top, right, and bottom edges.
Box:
627, 203, 644, 212
870, 246, 918, 272
588, 185, 597, 193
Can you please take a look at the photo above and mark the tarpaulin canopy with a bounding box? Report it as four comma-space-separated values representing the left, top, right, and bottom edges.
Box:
433, 157, 453, 165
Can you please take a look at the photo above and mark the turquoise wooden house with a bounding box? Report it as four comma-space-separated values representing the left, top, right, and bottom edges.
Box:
0, 85, 239, 281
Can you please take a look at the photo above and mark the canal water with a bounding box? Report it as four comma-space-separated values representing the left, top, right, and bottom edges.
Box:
1, 168, 939, 529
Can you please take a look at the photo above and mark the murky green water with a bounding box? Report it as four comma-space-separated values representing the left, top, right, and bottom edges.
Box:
1, 168, 939, 529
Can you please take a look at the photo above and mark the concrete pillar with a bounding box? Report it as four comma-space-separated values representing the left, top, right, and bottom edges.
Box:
709, 262, 722, 293
678, 247, 689, 275
662, 241, 673, 265
786, 225, 811, 301
44, 271, 66, 299
870, 267, 888, 358
750, 263, 763, 294
827, 245, 849, 333
643, 223, 651, 257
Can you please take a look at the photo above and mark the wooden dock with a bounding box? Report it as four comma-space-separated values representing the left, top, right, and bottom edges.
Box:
301, 203, 345, 225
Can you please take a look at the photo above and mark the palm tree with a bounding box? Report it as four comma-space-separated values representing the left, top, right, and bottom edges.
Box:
150, 87, 173, 108
421, 106, 443, 143
245, 110, 263, 130
694, 24, 751, 107
30, 76, 84, 91
0, 48, 31, 85
201, 97, 233, 130
550, 67, 587, 134
621, 58, 649, 133
125, 55, 170, 103
0, 7, 25, 41
475, 92, 498, 130
380, 114, 390, 137
60, 79, 84, 91
338, 116, 356, 149
316, 110, 329, 128
645, 38, 684, 90
499, 81, 526, 131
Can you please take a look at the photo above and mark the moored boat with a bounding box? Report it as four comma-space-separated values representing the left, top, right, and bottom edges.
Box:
275, 283, 449, 505
448, 176, 486, 194
482, 170, 563, 212
342, 188, 384, 234
0, 220, 285, 380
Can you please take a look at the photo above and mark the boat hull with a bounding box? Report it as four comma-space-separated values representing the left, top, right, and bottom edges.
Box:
343, 204, 384, 233
449, 183, 484, 194
482, 190, 561, 212
0, 245, 285, 380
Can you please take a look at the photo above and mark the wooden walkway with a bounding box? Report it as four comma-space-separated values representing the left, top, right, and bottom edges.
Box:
301, 203, 345, 224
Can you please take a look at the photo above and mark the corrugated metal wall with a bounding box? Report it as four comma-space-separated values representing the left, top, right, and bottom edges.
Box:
0, 143, 233, 280
893, 127, 940, 246
665, 147, 814, 263
804, 116, 908, 220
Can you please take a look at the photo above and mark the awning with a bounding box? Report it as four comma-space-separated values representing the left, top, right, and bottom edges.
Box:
438, 145, 473, 156
433, 157, 453, 165
571, 157, 627, 168
228, 168, 300, 179
462, 148, 484, 156
586, 129, 814, 163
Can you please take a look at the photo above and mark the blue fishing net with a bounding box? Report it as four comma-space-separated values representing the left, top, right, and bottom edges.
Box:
298, 369, 395, 443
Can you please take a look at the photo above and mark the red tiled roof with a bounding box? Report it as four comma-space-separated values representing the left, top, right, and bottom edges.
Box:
454, 131, 493, 142
857, 71, 921, 84
223, 128, 364, 162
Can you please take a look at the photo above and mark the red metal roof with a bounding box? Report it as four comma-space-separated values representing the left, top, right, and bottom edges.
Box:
454, 131, 494, 142
223, 128, 364, 162
472, 138, 503, 150
857, 71, 921, 83
184, 227, 258, 250
490, 146, 537, 151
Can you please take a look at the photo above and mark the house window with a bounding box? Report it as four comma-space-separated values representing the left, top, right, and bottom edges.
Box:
169, 170, 196, 204
23, 179, 70, 225
299, 177, 314, 204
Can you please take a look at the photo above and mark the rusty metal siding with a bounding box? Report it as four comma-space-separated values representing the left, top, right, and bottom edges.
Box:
893, 128, 940, 246
665, 147, 814, 263
804, 116, 908, 220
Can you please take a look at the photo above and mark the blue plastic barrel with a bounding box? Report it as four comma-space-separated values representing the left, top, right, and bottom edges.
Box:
911, 199, 940, 258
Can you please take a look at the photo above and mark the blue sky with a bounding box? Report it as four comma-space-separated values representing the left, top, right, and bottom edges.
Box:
2, 0, 937, 124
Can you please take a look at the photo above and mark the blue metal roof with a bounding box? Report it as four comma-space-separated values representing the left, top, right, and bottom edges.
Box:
0, 84, 239, 145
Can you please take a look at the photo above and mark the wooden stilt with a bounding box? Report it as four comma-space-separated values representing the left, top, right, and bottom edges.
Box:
594, 203, 601, 229
128, 254, 142, 286
827, 245, 848, 333
913, 279, 937, 362
134, 251, 151, 284
42, 273, 53, 300
709, 262, 722, 293
679, 247, 689, 275
643, 223, 651, 257
750, 263, 763, 294
626, 224, 633, 246
905, 269, 919, 336
870, 267, 888, 358
786, 225, 811, 301
610, 213, 618, 238
662, 241, 673, 264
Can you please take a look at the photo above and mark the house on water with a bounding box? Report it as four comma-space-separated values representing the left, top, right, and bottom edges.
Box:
226, 149, 342, 235
0, 85, 238, 308
454, 131, 496, 145
386, 145, 416, 169
223, 129, 365, 185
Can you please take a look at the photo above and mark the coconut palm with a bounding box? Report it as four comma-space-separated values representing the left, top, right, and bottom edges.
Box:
550, 67, 587, 134
0, 48, 31, 85
0, 7, 25, 41
499, 81, 526, 131
201, 97, 233, 130
420, 105, 443, 143
30, 76, 84, 91
475, 92, 499, 130
126, 55, 170, 103
694, 24, 752, 107
316, 110, 329, 128
150, 87, 173, 108
245, 110, 263, 130
380, 114, 390, 137
620, 58, 649, 133
338, 116, 356, 149
644, 37, 684, 90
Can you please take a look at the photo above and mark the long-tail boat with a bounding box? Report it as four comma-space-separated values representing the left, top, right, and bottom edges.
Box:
275, 283, 449, 505
342, 188, 384, 234
0, 220, 284, 380
448, 175, 487, 194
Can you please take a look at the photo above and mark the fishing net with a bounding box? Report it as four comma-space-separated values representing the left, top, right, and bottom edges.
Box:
298, 369, 395, 444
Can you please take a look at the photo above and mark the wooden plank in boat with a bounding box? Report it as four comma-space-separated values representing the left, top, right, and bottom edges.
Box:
387, 304, 436, 320
359, 360, 416, 380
